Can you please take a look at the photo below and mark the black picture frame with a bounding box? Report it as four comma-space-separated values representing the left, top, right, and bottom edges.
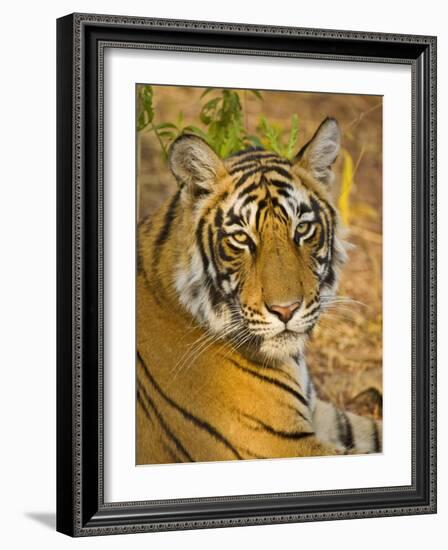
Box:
56, 13, 437, 537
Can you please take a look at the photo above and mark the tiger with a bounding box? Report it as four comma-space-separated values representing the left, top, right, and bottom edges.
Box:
136, 117, 382, 464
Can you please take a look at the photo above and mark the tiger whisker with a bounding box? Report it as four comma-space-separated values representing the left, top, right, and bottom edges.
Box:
169, 321, 245, 380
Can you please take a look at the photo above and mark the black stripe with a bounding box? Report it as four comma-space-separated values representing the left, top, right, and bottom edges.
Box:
225, 241, 241, 254
321, 205, 334, 263
218, 242, 234, 262
257, 362, 304, 388
214, 207, 223, 229
207, 225, 218, 272
195, 217, 209, 270
227, 358, 308, 408
299, 203, 313, 215
268, 178, 294, 191
207, 280, 222, 309
161, 441, 183, 463
229, 159, 291, 175
151, 190, 181, 284
276, 188, 294, 200
247, 319, 271, 325
310, 195, 322, 220
281, 402, 310, 424
336, 410, 354, 450
138, 351, 242, 459
236, 181, 261, 200
308, 293, 320, 306
155, 190, 181, 248
372, 420, 381, 452
322, 266, 336, 287
313, 190, 336, 253
247, 235, 257, 255
222, 232, 255, 257
226, 206, 245, 227
226, 146, 264, 159
255, 199, 268, 231
301, 303, 321, 319
269, 197, 289, 222
137, 390, 154, 424
310, 193, 334, 281
316, 222, 327, 250
242, 413, 313, 440
264, 158, 292, 167
264, 165, 293, 180
237, 447, 268, 459
234, 167, 262, 188
240, 193, 259, 210
207, 226, 229, 297
231, 152, 290, 165
344, 414, 355, 450
138, 390, 184, 463
137, 383, 194, 461
228, 162, 259, 175
216, 190, 229, 204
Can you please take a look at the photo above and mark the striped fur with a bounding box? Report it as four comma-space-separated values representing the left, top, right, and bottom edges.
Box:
137, 119, 382, 464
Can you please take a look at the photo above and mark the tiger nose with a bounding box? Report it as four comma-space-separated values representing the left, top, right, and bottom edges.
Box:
266, 302, 301, 323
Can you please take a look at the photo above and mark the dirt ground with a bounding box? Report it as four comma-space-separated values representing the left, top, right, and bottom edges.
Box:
137, 85, 383, 421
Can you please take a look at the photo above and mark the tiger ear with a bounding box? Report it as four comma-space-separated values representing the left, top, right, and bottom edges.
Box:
168, 134, 226, 196
293, 117, 341, 186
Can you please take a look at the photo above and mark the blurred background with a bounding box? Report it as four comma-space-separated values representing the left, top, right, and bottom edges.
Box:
137, 85, 382, 421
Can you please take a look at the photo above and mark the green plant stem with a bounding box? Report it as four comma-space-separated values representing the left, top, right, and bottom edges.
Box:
150, 122, 168, 159
244, 90, 248, 133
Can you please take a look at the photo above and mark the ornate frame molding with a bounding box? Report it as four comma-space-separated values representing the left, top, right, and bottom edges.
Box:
57, 13, 437, 537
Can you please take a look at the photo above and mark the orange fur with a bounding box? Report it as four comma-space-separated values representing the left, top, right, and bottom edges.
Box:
136, 123, 380, 464
136, 153, 339, 464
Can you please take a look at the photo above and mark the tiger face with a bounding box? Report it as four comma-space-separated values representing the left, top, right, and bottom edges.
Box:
168, 118, 347, 362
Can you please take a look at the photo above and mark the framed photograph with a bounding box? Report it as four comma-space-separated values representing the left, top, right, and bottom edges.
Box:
56, 13, 437, 536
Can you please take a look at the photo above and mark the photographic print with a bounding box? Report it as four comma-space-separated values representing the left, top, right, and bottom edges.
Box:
57, 15, 436, 535
136, 85, 383, 465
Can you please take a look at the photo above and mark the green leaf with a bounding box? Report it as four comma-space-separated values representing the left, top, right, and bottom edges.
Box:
137, 86, 303, 163
246, 135, 264, 148
250, 90, 263, 100
200, 87, 215, 99
285, 114, 299, 159
136, 85, 154, 131
259, 116, 282, 156
183, 125, 208, 139
203, 98, 221, 110
157, 131, 176, 138
154, 122, 178, 130
200, 97, 221, 124
220, 127, 238, 157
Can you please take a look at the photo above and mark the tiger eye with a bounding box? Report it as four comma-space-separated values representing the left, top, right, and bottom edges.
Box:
232, 231, 250, 243
295, 222, 311, 235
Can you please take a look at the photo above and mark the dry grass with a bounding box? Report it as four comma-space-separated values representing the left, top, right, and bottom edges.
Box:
137, 85, 383, 421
